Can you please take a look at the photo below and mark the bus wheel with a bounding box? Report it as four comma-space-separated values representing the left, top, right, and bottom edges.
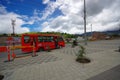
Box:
57, 45, 60, 49
38, 48, 44, 52
57, 45, 61, 49
59, 46, 62, 48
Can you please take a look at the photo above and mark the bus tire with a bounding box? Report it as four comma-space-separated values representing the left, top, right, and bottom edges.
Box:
57, 45, 62, 49
59, 46, 62, 48
38, 48, 44, 52
57, 45, 60, 49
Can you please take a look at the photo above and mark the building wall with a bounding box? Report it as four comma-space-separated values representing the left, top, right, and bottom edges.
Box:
92, 32, 107, 40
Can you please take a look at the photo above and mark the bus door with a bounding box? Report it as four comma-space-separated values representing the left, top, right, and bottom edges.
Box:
43, 36, 50, 50
43, 36, 55, 50
48, 36, 55, 49
22, 35, 33, 52
54, 36, 59, 48
30, 37, 37, 51
37, 36, 44, 51
58, 37, 65, 47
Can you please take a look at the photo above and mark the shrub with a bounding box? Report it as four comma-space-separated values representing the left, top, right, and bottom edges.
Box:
77, 45, 86, 58
76, 45, 90, 63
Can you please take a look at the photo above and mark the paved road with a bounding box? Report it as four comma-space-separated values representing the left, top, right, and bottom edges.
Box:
87, 64, 120, 80
0, 39, 120, 80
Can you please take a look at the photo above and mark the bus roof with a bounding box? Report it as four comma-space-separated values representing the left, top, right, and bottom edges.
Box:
22, 33, 61, 37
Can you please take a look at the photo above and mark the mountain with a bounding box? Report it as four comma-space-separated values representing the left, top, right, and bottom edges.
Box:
79, 30, 120, 36
103, 30, 120, 35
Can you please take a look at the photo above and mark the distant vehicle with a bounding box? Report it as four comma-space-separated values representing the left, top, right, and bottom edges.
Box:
21, 34, 65, 52
105, 36, 111, 40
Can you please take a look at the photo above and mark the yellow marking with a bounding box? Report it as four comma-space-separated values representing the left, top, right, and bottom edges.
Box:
10, 46, 34, 50
15, 55, 31, 59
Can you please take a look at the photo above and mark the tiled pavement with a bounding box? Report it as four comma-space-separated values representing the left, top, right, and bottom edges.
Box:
0, 39, 120, 80
0, 52, 61, 79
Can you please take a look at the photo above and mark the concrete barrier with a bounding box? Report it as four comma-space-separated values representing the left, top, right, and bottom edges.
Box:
0, 46, 7, 52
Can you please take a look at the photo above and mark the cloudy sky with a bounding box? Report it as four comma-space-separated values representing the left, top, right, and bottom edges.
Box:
0, 0, 120, 34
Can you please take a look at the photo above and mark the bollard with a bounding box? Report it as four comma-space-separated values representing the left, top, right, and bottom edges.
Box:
32, 42, 37, 57
8, 52, 10, 61
12, 50, 16, 60
32, 46, 38, 57
33, 47, 36, 56
7, 46, 10, 61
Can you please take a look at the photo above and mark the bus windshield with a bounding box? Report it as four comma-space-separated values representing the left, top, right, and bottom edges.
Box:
24, 36, 30, 43
58, 37, 64, 41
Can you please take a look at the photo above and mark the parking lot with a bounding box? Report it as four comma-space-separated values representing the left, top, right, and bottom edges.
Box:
0, 39, 120, 80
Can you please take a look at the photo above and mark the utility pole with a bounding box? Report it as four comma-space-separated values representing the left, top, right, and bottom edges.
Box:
119, 22, 120, 31
84, 0, 87, 45
91, 24, 92, 37
11, 19, 16, 46
11, 19, 16, 36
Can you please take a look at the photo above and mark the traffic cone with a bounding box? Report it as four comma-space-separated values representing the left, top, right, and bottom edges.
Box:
8, 53, 10, 61
12, 51, 16, 60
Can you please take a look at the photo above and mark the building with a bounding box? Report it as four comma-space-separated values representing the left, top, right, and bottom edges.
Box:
92, 32, 108, 40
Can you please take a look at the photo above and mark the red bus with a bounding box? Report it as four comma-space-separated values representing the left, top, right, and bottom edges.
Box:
21, 34, 65, 52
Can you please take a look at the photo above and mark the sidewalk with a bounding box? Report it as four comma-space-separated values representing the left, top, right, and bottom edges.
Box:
0, 39, 120, 80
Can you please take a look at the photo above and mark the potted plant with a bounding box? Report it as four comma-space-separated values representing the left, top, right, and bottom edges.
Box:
76, 45, 90, 63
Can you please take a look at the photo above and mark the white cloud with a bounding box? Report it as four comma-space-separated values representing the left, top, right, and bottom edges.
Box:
42, 21, 49, 27
0, 5, 30, 33
40, 0, 120, 34
41, 15, 84, 34
42, 0, 50, 4
87, 0, 120, 32
41, 0, 84, 34
41, 2, 58, 20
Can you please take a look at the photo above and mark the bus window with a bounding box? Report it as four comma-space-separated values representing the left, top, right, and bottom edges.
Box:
43, 36, 47, 42
24, 36, 30, 43
50, 36, 53, 42
42, 36, 53, 42
38, 36, 43, 42
47, 36, 51, 42
46, 37, 49, 42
